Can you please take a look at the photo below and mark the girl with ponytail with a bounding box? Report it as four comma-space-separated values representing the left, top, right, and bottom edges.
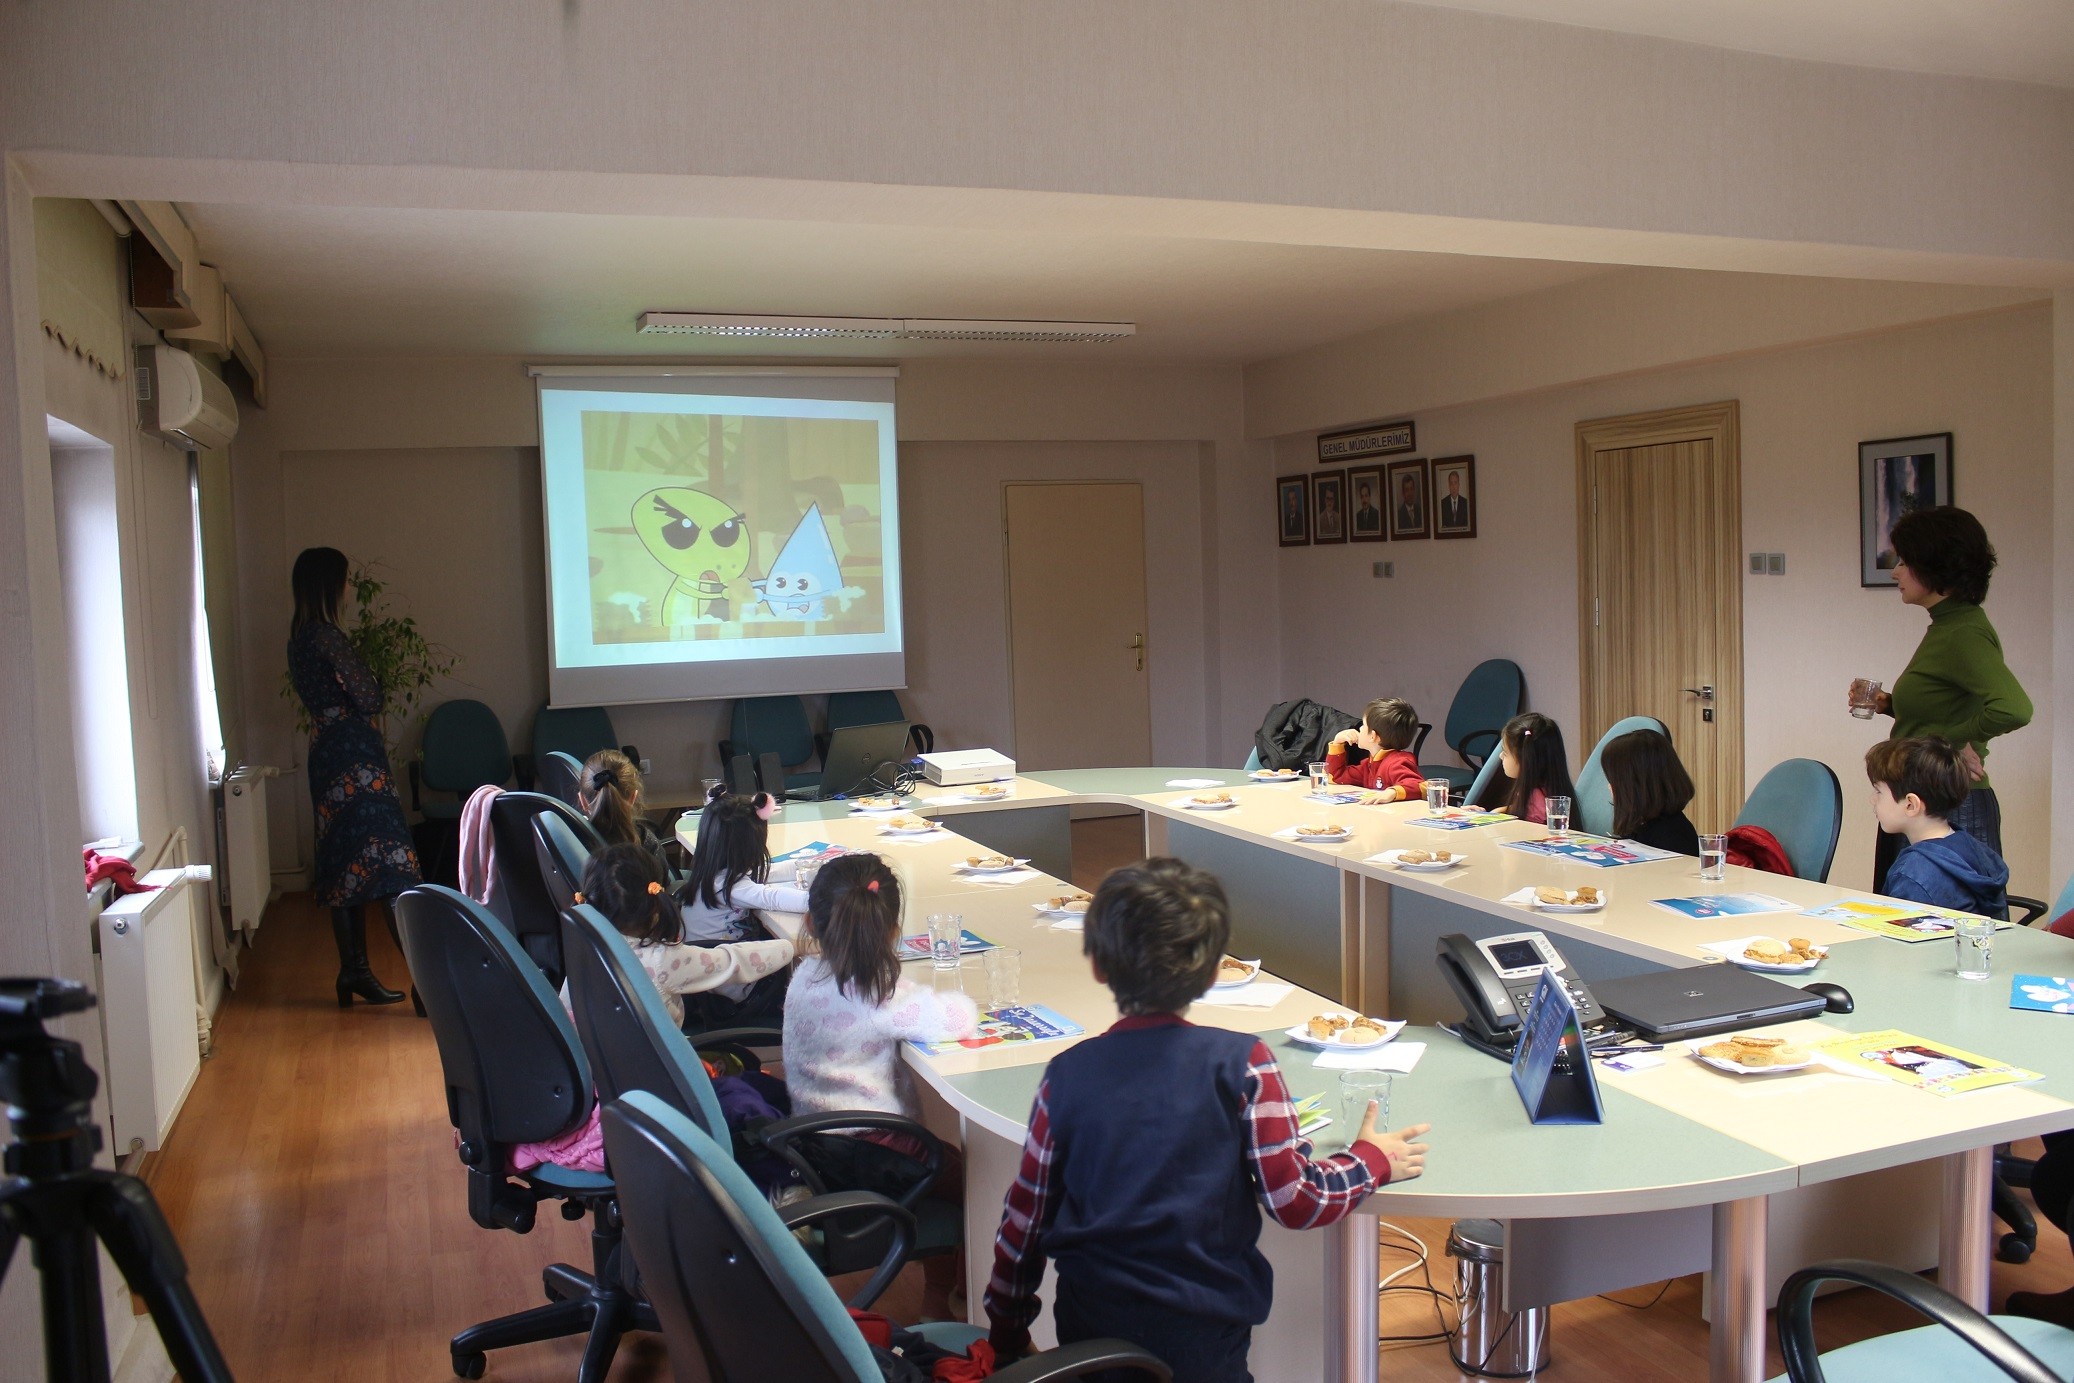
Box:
576, 749, 672, 871
676, 788, 806, 1026
1469, 712, 1575, 825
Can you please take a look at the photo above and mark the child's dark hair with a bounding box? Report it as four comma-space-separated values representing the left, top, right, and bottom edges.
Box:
580, 841, 680, 947
578, 749, 643, 849
1083, 857, 1230, 1015
1890, 506, 1996, 606
1601, 729, 1694, 838
804, 853, 903, 1005
685, 792, 772, 911
1865, 737, 1969, 819
1474, 713, 1574, 817
1362, 698, 1420, 752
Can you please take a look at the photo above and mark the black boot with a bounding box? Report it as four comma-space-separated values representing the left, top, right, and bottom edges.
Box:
332, 905, 406, 1007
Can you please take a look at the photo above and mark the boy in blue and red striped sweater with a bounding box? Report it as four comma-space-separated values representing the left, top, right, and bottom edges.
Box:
984, 858, 1433, 1382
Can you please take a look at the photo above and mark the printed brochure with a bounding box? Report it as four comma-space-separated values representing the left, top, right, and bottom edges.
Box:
2010, 975, 2074, 1016
1501, 834, 1678, 868
1405, 809, 1513, 833
1800, 897, 1996, 942
1811, 1028, 2041, 1097
897, 929, 997, 961
906, 1003, 1084, 1056
1648, 893, 1798, 920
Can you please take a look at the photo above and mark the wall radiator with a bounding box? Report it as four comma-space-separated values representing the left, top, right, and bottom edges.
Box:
96, 868, 209, 1155
220, 763, 279, 936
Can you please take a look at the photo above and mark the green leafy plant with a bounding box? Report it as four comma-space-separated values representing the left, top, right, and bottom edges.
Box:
282, 565, 458, 763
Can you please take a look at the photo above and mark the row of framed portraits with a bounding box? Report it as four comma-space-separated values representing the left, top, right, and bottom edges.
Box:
1280, 455, 1476, 547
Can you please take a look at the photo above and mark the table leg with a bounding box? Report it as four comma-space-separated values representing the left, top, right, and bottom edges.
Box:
1143, 808, 1169, 857
1709, 1196, 1767, 1383
1939, 1145, 1993, 1311
1323, 1212, 1379, 1383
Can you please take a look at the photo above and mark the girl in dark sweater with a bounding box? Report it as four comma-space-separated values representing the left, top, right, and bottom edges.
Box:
1601, 728, 1700, 856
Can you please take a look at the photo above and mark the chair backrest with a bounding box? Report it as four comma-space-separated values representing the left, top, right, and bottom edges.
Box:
1444, 659, 1525, 765
2054, 874, 2074, 923
825, 689, 905, 732
730, 696, 816, 767
1463, 751, 1503, 808
392, 885, 592, 1227
561, 903, 729, 1140
1242, 745, 1262, 772
422, 699, 513, 795
1574, 715, 1668, 836
532, 704, 620, 763
1732, 758, 1844, 882
487, 791, 597, 982
536, 750, 585, 809
602, 1091, 885, 1383
531, 810, 598, 921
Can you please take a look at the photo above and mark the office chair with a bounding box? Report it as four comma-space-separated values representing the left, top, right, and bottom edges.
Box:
531, 810, 597, 924
1733, 759, 1844, 882
824, 689, 934, 757
391, 885, 656, 1382
535, 750, 585, 809
412, 699, 518, 819
486, 791, 598, 986
1574, 716, 1668, 836
1419, 658, 1525, 791
601, 1092, 1172, 1383
1776, 1260, 2074, 1382
528, 704, 638, 787
718, 696, 823, 796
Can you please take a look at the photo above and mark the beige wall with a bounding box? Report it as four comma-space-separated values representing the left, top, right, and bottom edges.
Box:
1276, 306, 2055, 895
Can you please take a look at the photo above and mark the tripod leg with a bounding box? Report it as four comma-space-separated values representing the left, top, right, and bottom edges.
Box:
34, 1213, 113, 1383
86, 1173, 235, 1383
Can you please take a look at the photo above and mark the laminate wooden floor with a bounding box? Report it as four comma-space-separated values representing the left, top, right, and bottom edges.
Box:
140, 815, 2070, 1381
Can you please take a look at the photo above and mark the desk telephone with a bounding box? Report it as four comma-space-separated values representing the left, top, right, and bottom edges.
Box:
1437, 931, 1606, 1051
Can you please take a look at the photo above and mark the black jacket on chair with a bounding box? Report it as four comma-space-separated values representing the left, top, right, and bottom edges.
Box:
1252, 699, 1361, 771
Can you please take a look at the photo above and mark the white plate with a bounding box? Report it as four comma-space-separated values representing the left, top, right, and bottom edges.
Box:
962, 785, 1012, 800
958, 857, 1030, 874
1211, 958, 1262, 989
1698, 936, 1827, 973
1532, 895, 1607, 913
1285, 1014, 1408, 1051
1032, 901, 1092, 920
878, 820, 943, 836
1377, 849, 1466, 872
848, 798, 906, 814
1182, 797, 1239, 810
1249, 769, 1304, 782
1688, 1047, 1815, 1076
1289, 828, 1353, 845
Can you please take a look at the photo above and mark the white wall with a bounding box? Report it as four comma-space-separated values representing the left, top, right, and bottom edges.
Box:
1276, 306, 2056, 895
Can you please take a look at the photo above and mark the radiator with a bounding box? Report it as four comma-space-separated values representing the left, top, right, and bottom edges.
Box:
221, 763, 279, 935
96, 868, 207, 1155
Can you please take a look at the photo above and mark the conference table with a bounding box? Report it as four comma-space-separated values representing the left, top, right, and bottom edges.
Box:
680, 768, 2074, 1383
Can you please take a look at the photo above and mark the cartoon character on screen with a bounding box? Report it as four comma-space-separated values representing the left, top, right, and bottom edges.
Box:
631, 486, 750, 626
752, 504, 844, 622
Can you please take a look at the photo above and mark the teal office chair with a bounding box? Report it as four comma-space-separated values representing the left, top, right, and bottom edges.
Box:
2011, 874, 2074, 931
1734, 759, 1844, 882
1462, 750, 1504, 809
532, 704, 633, 765
1419, 659, 1526, 791
825, 689, 933, 756
600, 1093, 1171, 1383
536, 750, 585, 809
411, 699, 517, 820
719, 696, 822, 796
1242, 746, 1262, 771
1574, 716, 1668, 837
1770, 1260, 2074, 1383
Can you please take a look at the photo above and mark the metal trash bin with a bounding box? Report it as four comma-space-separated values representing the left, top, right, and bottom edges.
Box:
1447, 1218, 1551, 1378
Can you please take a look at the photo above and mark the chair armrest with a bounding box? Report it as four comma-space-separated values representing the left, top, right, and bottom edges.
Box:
1457, 728, 1500, 766
689, 1025, 784, 1050
2010, 895, 2049, 928
993, 1341, 1174, 1383
909, 723, 935, 756
1411, 723, 1432, 760
1777, 1259, 2064, 1383
755, 1111, 945, 1203
408, 759, 424, 813
513, 753, 536, 791
775, 1190, 916, 1311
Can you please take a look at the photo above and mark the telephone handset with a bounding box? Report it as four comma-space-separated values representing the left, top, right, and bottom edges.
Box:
1437, 930, 1605, 1049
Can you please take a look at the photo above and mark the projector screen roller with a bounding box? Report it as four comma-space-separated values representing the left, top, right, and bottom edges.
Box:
532, 367, 904, 706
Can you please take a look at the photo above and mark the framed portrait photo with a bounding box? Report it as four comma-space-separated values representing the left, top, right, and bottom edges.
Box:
1431, 455, 1477, 540
1276, 473, 1311, 547
1385, 458, 1431, 541
1346, 464, 1387, 543
1859, 433, 1952, 586
1312, 469, 1347, 544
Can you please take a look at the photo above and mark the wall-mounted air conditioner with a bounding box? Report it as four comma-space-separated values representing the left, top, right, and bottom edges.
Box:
135, 344, 239, 451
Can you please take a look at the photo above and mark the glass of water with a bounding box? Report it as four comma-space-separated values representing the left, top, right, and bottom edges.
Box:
985, 947, 1023, 1009
1308, 760, 1331, 793
1339, 1072, 1392, 1143
1955, 917, 1995, 980
794, 858, 821, 894
1422, 778, 1451, 814
1545, 795, 1572, 837
1699, 834, 1728, 882
1848, 679, 1883, 720
926, 912, 964, 971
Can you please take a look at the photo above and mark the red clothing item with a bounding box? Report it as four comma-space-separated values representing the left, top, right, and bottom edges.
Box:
1325, 745, 1423, 793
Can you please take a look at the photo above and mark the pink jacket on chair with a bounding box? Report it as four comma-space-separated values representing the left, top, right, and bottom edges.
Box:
457, 784, 503, 906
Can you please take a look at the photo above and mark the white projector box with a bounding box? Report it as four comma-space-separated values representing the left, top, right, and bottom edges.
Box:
920, 748, 1016, 786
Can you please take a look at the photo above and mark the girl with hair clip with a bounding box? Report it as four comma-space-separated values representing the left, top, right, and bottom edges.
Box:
784, 852, 979, 1319
1600, 728, 1700, 856
677, 789, 808, 1027
1470, 712, 1575, 825
576, 749, 673, 871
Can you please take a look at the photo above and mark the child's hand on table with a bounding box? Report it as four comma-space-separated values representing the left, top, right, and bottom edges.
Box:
1356, 1106, 1431, 1181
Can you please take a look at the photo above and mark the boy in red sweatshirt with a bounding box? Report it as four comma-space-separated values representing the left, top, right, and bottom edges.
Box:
1326, 697, 1425, 798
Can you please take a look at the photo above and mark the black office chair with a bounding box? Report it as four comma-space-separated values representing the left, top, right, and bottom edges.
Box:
486, 790, 598, 985
601, 1092, 1171, 1383
822, 689, 935, 758
1776, 1259, 2074, 1381
531, 810, 596, 924
535, 750, 586, 809
391, 885, 656, 1382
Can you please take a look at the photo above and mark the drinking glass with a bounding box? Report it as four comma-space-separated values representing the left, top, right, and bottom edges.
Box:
985, 947, 1023, 1009
926, 912, 964, 971
1546, 795, 1572, 837
794, 859, 821, 894
1955, 917, 1995, 980
1339, 1072, 1392, 1142
1422, 778, 1451, 814
958, 956, 990, 1003
1849, 679, 1883, 720
1699, 834, 1728, 883
1308, 761, 1331, 793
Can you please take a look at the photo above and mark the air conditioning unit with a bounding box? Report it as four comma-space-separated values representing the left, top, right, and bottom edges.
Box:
135, 344, 239, 450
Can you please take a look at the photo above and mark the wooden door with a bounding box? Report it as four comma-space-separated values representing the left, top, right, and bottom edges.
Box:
1577, 403, 1743, 832
1004, 482, 1153, 770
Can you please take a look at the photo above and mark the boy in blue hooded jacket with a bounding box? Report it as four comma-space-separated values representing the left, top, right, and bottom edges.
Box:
1866, 737, 2010, 920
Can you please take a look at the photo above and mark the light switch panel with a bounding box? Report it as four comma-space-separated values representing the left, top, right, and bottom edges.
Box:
1767, 552, 1785, 575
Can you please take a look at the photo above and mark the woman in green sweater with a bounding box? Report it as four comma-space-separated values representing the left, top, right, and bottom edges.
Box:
1854, 506, 2031, 892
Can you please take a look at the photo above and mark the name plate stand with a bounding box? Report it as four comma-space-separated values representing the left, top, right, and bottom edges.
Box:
1511, 971, 1605, 1125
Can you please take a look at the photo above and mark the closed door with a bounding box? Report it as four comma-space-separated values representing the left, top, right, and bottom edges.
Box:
1577, 403, 1743, 831
1004, 482, 1152, 769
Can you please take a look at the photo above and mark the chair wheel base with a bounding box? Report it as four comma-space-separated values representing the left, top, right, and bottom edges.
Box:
1997, 1233, 2035, 1264
452, 1350, 486, 1379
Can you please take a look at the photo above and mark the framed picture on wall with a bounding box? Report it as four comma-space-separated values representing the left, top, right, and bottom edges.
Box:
1432, 455, 1477, 539
1859, 433, 1952, 586
1277, 473, 1312, 547
1347, 464, 1387, 542
1312, 469, 1347, 544
1386, 458, 1431, 540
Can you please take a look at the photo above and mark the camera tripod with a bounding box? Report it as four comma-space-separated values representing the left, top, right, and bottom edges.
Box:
0, 977, 232, 1383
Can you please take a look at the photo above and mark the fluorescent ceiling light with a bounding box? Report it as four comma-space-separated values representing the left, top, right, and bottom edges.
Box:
637, 312, 1135, 343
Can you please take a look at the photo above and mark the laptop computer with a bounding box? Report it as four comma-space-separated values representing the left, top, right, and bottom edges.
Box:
1593, 965, 1827, 1043
789, 720, 913, 801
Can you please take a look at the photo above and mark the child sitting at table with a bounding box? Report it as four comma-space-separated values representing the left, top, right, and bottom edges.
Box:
1324, 697, 1426, 799
576, 749, 673, 872
678, 789, 809, 1027
985, 857, 1431, 1380
1866, 737, 2009, 919
1470, 712, 1573, 825
1600, 728, 1699, 856
784, 852, 978, 1320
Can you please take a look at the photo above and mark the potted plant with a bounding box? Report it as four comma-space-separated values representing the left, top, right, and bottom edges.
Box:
282, 565, 456, 765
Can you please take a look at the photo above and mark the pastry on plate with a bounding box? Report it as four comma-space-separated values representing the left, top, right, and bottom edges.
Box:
1534, 886, 1572, 905
1190, 791, 1234, 806
1573, 886, 1600, 904
1047, 893, 1092, 912
882, 815, 933, 831
1217, 958, 1257, 983
966, 853, 1015, 869
1306, 1013, 1352, 1040
1342, 1021, 1386, 1044
1296, 824, 1348, 837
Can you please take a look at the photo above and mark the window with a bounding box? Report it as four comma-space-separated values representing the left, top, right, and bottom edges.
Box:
189, 463, 225, 780
49, 415, 140, 846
